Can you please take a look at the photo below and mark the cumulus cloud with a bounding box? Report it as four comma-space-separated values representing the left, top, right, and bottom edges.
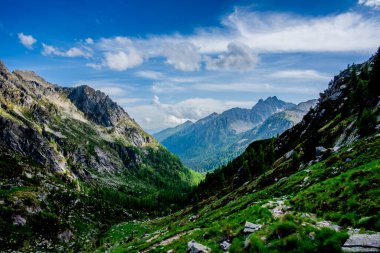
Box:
18, 33, 37, 49
359, 0, 380, 9
42, 43, 92, 58
86, 37, 143, 71
205, 42, 258, 72
40, 9, 380, 71
128, 95, 256, 130
102, 50, 143, 71
85, 38, 94, 44
162, 42, 201, 71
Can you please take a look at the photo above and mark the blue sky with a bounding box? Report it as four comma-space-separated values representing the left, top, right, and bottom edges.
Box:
1, 0, 380, 132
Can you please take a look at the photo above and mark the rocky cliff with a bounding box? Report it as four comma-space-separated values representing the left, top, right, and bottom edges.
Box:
0, 61, 200, 252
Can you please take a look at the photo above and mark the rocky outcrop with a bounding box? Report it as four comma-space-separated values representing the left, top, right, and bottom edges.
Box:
243, 221, 262, 233
67, 85, 152, 146
188, 240, 211, 253
67, 85, 128, 127
342, 233, 380, 252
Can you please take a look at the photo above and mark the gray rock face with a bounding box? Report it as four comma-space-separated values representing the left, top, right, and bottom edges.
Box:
67, 85, 128, 127
342, 233, 380, 252
67, 85, 151, 146
0, 116, 66, 172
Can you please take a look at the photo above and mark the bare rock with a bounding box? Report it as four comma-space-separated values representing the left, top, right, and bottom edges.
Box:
342, 233, 380, 252
243, 221, 262, 233
188, 240, 210, 253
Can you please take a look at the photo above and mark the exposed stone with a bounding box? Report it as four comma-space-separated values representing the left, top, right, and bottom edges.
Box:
58, 230, 74, 243
220, 241, 231, 251
342, 233, 380, 252
12, 215, 26, 226
315, 146, 327, 159
243, 222, 262, 233
188, 240, 211, 253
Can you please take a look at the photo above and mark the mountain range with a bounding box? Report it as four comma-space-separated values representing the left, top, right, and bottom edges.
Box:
155, 97, 317, 171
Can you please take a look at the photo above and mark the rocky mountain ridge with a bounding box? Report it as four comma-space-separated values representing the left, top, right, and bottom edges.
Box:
155, 97, 315, 172
0, 60, 201, 252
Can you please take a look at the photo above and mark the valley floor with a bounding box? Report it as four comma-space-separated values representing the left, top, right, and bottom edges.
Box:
94, 134, 380, 253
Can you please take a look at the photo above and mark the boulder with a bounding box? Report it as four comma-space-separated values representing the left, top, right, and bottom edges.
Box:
12, 214, 26, 226
244, 221, 262, 233
342, 233, 380, 252
58, 229, 74, 243
220, 240, 231, 251
315, 146, 327, 159
188, 240, 210, 253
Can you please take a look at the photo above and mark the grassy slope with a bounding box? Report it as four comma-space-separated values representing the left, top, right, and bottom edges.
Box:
95, 133, 379, 252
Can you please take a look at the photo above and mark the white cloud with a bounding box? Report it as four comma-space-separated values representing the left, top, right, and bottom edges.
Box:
205, 42, 259, 71
42, 43, 92, 58
135, 70, 164, 80
270, 70, 330, 81
18, 33, 37, 49
128, 95, 256, 130
359, 0, 380, 9
162, 42, 201, 71
85, 38, 94, 44
102, 50, 143, 71
40, 10, 380, 71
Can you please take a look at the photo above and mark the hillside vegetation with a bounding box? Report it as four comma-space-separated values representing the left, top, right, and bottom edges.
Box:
0, 63, 201, 252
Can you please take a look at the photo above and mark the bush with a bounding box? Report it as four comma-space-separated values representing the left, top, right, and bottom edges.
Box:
315, 228, 348, 252
246, 235, 266, 252
268, 221, 298, 239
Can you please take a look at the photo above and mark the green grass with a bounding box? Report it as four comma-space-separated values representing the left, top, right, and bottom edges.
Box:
94, 134, 379, 253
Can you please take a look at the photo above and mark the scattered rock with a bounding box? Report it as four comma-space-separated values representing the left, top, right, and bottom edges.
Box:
342, 233, 380, 252
315, 146, 327, 159
285, 150, 294, 160
188, 240, 210, 253
315, 220, 341, 231
58, 230, 74, 243
189, 215, 197, 222
244, 222, 262, 233
220, 240, 231, 251
12, 215, 26, 226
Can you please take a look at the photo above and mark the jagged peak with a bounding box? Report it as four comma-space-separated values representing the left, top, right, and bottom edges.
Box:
0, 60, 11, 78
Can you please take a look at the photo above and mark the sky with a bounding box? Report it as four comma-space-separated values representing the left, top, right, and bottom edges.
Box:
1, 0, 380, 133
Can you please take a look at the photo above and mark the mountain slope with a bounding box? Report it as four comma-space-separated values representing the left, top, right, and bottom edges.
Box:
96, 49, 380, 253
160, 97, 295, 171
154, 120, 193, 143
0, 62, 201, 252
237, 99, 317, 147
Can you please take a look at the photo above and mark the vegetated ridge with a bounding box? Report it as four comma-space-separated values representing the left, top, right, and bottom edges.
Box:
0, 63, 201, 252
